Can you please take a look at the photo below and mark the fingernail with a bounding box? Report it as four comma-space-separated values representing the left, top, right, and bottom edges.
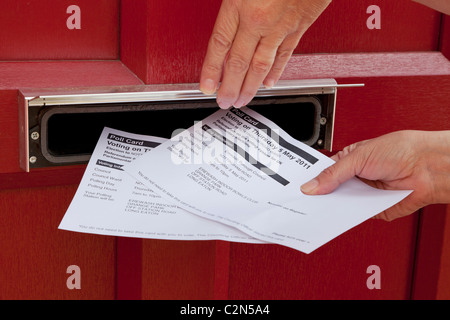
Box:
233, 98, 246, 109
264, 79, 275, 89
217, 98, 232, 109
200, 79, 216, 95
301, 179, 319, 194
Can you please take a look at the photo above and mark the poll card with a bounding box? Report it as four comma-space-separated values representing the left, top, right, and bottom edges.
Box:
58, 127, 262, 244
125, 107, 412, 254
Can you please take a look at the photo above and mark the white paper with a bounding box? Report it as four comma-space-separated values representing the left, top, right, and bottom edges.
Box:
125, 107, 412, 254
58, 127, 262, 243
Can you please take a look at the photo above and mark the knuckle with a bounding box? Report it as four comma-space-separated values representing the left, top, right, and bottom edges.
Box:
276, 48, 294, 61
341, 146, 352, 157
269, 63, 285, 75
320, 166, 336, 179
249, 7, 270, 26
270, 50, 293, 74
226, 55, 249, 74
204, 63, 222, 74
334, 150, 345, 160
340, 142, 360, 157
251, 59, 271, 75
347, 142, 359, 152
210, 31, 232, 52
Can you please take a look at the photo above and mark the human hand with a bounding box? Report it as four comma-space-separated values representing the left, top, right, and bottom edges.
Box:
300, 130, 450, 221
199, 0, 332, 109
412, 0, 450, 15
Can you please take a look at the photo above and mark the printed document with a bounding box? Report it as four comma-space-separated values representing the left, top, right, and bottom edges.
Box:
125, 107, 412, 253
58, 127, 262, 243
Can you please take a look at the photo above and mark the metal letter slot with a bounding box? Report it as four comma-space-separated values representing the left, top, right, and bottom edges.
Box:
18, 79, 363, 171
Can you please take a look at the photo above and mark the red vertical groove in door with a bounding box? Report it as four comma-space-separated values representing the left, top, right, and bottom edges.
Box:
436, 205, 450, 299
411, 205, 449, 299
439, 15, 450, 59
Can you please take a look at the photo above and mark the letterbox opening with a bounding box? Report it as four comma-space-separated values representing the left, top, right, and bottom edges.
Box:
20, 79, 352, 171
43, 97, 319, 159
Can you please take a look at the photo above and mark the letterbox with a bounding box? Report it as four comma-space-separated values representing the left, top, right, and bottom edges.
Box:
18, 79, 362, 172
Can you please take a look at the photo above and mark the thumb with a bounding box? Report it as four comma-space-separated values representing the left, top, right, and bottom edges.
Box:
300, 150, 362, 195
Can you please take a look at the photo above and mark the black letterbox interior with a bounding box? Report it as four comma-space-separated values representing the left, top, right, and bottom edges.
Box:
39, 96, 323, 166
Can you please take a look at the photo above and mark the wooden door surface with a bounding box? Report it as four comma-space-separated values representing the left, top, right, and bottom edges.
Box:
0, 0, 449, 299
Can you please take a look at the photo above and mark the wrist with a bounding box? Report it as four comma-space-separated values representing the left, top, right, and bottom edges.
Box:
422, 130, 450, 205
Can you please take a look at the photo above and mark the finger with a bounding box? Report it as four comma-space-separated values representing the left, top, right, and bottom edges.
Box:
374, 192, 426, 221
216, 28, 260, 109
330, 142, 361, 161
374, 209, 408, 222
304, 142, 363, 194
200, 2, 239, 95
301, 148, 363, 195
263, 31, 302, 88
233, 36, 282, 108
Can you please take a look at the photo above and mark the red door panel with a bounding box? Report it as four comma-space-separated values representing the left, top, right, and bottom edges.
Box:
0, 185, 115, 299
0, 0, 119, 60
